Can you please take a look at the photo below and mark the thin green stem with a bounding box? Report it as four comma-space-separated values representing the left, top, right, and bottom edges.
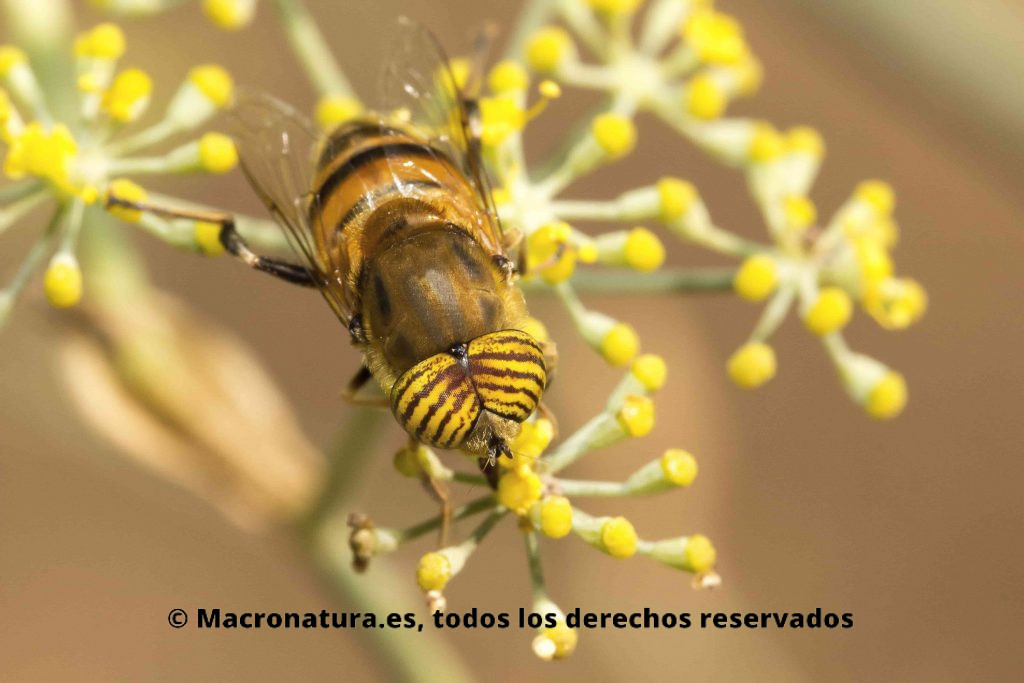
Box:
272, 0, 357, 99
554, 478, 628, 497
0, 187, 49, 236
524, 267, 737, 294
524, 531, 547, 603
393, 496, 495, 546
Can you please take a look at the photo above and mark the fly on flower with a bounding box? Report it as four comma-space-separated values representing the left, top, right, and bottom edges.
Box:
107, 19, 555, 486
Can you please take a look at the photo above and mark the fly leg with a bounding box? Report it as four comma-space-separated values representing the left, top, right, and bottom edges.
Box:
340, 364, 390, 408
104, 196, 317, 287
422, 472, 453, 547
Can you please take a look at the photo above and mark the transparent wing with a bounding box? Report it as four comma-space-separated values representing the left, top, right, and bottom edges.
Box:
377, 17, 505, 255
227, 90, 351, 320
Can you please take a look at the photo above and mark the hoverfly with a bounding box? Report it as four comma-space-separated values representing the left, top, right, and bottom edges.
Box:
110, 20, 553, 487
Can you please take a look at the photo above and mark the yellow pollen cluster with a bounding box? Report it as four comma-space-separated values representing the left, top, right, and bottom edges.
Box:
623, 227, 666, 272
538, 496, 573, 539
804, 287, 853, 336
683, 9, 749, 65
3, 122, 79, 195
686, 74, 726, 120
591, 113, 637, 158
497, 465, 544, 515
631, 353, 667, 392
416, 552, 452, 592
188, 65, 234, 107
488, 60, 530, 93
527, 221, 576, 284
600, 322, 640, 367
43, 254, 84, 308
657, 177, 699, 222
600, 516, 638, 558
865, 371, 907, 420
660, 449, 698, 487
315, 95, 363, 131
74, 23, 126, 60
617, 394, 655, 437
102, 68, 152, 122
198, 132, 239, 174
728, 342, 776, 389
203, 0, 257, 30
733, 253, 778, 302
511, 418, 555, 467
684, 534, 717, 573
526, 27, 573, 73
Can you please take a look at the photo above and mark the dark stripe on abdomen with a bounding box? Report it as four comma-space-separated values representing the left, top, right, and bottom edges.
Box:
317, 143, 439, 204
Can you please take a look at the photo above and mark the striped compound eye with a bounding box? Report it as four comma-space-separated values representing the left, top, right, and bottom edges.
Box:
390, 353, 481, 449
466, 330, 546, 423
390, 330, 547, 450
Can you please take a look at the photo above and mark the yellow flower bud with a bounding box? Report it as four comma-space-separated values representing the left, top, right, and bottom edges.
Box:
198, 132, 238, 174
601, 322, 639, 367
416, 552, 452, 592
783, 195, 817, 232
686, 74, 726, 120
684, 534, 717, 572
512, 418, 555, 464
188, 65, 234, 108
315, 95, 363, 131
497, 465, 543, 515
786, 126, 825, 159
863, 277, 927, 330
684, 10, 749, 65
203, 0, 257, 30
587, 0, 642, 14
804, 287, 853, 336
728, 342, 776, 389
518, 316, 550, 344
660, 449, 698, 487
526, 27, 573, 73
855, 179, 895, 216
527, 221, 576, 284
43, 254, 83, 308
853, 237, 893, 288
3, 123, 79, 192
102, 68, 153, 122
488, 60, 530, 93
748, 122, 785, 163
600, 516, 638, 559
105, 178, 147, 222
617, 394, 655, 437
733, 253, 778, 302
865, 371, 907, 420
479, 94, 526, 147
74, 23, 126, 60
0, 46, 27, 77
657, 177, 698, 222
631, 353, 667, 392
194, 220, 225, 256
623, 227, 665, 272
591, 113, 636, 158
533, 619, 578, 660
539, 495, 573, 539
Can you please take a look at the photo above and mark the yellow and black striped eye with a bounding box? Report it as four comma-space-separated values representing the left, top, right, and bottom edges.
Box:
390, 353, 481, 448
467, 330, 546, 423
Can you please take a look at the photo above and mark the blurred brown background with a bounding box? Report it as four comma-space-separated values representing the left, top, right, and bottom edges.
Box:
2, 0, 1022, 680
